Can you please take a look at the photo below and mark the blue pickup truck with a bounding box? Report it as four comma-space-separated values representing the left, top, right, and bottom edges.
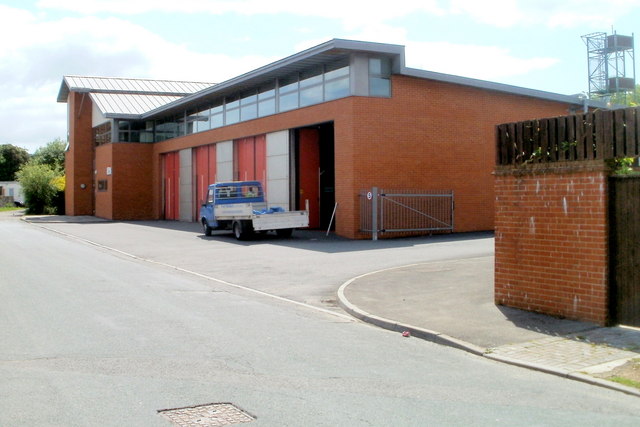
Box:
199, 181, 309, 240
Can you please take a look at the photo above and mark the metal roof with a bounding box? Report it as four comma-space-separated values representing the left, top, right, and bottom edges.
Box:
141, 39, 406, 119
58, 39, 609, 120
402, 68, 609, 109
57, 76, 214, 102
90, 93, 184, 118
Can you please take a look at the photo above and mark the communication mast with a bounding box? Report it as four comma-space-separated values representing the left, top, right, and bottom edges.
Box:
582, 31, 635, 99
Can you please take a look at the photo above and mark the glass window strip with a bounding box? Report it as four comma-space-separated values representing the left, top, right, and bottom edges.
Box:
148, 63, 355, 142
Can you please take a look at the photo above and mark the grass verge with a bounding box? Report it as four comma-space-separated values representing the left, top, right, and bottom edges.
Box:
0, 206, 22, 212
609, 376, 640, 389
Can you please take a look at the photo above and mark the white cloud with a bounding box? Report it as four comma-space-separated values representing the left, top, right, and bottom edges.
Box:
7, 0, 618, 151
449, 0, 640, 29
405, 41, 559, 81
0, 5, 274, 151
37, 0, 445, 21
38, 0, 640, 30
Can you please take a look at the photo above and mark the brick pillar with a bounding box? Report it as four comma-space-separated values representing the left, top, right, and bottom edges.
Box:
494, 162, 610, 325
65, 91, 94, 216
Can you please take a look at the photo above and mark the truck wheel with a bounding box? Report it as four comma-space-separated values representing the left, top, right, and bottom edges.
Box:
233, 221, 247, 240
232, 221, 243, 240
233, 221, 254, 240
276, 228, 293, 238
202, 219, 212, 236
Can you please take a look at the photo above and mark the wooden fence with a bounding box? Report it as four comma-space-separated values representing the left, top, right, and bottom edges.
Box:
496, 106, 640, 165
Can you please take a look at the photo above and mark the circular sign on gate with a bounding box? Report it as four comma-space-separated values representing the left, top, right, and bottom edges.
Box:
367, 191, 373, 200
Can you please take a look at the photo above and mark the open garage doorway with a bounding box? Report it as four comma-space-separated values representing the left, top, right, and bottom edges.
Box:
292, 122, 335, 230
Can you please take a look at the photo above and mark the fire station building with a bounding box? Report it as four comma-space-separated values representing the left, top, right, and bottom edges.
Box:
58, 39, 600, 239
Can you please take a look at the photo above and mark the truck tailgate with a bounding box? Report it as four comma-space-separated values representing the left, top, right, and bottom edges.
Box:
252, 211, 309, 231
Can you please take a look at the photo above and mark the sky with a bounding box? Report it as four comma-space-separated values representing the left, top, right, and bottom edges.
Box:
1, 0, 639, 154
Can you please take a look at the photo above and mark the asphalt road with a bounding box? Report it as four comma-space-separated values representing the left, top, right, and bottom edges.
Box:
1, 215, 639, 426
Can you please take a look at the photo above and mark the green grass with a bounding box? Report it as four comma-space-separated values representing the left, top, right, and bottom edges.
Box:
609, 376, 640, 389
0, 206, 22, 212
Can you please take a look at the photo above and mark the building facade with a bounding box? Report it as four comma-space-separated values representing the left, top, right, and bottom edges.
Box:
59, 39, 603, 239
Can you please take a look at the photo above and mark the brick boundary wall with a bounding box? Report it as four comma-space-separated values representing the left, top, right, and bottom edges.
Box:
494, 161, 610, 325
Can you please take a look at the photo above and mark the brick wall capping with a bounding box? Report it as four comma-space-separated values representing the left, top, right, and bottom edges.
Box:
494, 160, 608, 176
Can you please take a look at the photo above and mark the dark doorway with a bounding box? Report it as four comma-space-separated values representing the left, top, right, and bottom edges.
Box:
293, 122, 335, 230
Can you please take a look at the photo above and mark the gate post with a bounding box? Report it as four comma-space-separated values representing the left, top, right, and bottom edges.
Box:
372, 187, 378, 241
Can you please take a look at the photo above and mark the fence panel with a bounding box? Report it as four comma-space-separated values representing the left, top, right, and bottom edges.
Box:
609, 176, 640, 327
496, 106, 640, 165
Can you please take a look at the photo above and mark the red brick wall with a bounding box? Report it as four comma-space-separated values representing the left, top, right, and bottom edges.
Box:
494, 163, 610, 325
94, 143, 153, 220
343, 76, 577, 238
65, 92, 94, 215
112, 144, 154, 220
67, 75, 580, 237
143, 76, 577, 238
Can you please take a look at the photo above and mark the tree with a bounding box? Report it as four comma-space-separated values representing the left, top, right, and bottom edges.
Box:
0, 144, 30, 180
16, 163, 60, 214
608, 84, 640, 107
31, 138, 66, 172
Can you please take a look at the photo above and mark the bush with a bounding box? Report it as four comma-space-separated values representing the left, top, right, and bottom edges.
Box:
16, 163, 63, 214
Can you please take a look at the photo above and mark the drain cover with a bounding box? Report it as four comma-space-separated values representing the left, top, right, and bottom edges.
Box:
158, 402, 255, 426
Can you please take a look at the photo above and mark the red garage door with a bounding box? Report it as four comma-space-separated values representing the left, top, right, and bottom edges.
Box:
163, 151, 180, 220
194, 145, 217, 211
234, 135, 266, 187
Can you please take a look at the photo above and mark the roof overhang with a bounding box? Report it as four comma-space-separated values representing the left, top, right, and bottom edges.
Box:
402, 68, 609, 110
140, 39, 406, 119
57, 75, 214, 104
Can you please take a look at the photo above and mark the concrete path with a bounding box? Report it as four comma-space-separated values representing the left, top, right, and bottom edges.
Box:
338, 256, 640, 397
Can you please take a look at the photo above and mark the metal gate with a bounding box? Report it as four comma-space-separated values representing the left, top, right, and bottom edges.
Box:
359, 188, 454, 240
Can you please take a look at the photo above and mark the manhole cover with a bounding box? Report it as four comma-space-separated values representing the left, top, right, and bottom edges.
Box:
158, 402, 255, 426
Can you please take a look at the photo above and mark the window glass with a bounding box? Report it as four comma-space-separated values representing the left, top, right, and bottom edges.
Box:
197, 113, 211, 133
210, 103, 223, 128
258, 98, 276, 117
93, 122, 112, 146
279, 92, 298, 112
176, 113, 186, 136
241, 102, 257, 121
186, 109, 204, 134
300, 85, 323, 107
369, 57, 391, 76
370, 77, 391, 97
139, 131, 154, 143
155, 119, 179, 142
191, 107, 211, 133
240, 93, 257, 105
258, 88, 275, 100
279, 75, 298, 94
240, 92, 258, 121
278, 75, 299, 112
324, 77, 350, 100
369, 57, 391, 97
226, 108, 240, 125
300, 68, 323, 88
325, 65, 349, 80
147, 59, 355, 141
225, 98, 240, 125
